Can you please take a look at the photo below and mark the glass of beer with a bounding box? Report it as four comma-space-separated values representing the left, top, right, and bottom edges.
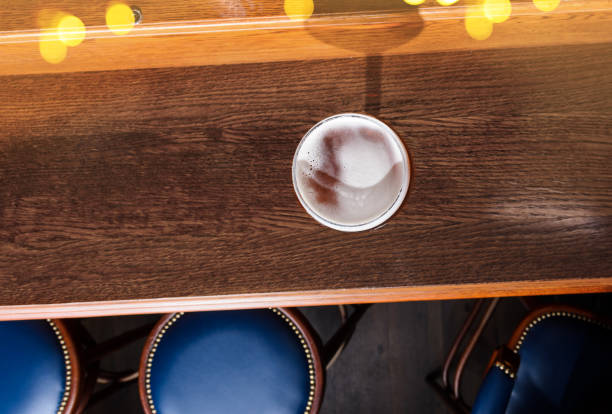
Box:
292, 113, 410, 232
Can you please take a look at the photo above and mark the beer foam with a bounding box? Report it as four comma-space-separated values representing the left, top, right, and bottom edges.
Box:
293, 114, 408, 229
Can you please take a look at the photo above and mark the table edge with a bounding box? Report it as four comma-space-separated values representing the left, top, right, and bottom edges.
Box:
2, 277, 611, 320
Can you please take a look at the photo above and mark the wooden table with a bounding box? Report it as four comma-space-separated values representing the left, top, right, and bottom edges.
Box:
1, 0, 611, 320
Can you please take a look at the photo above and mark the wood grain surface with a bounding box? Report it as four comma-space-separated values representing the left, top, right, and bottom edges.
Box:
0, 40, 611, 318
1, 0, 611, 76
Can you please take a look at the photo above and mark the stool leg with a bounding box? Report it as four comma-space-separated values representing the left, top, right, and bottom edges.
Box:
425, 298, 500, 414
83, 322, 157, 364
442, 299, 485, 388
452, 298, 499, 399
322, 304, 371, 369
86, 372, 139, 408
66, 320, 156, 412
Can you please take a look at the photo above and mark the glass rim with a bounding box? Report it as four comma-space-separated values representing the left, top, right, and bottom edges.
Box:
292, 113, 410, 232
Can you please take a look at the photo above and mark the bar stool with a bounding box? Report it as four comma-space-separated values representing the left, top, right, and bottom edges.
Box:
471, 306, 612, 414
0, 319, 82, 414
138, 306, 369, 414
427, 301, 612, 414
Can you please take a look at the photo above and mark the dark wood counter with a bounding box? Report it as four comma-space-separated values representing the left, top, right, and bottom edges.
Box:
1, 34, 611, 319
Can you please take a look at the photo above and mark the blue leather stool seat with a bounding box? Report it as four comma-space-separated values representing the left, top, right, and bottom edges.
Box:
472, 310, 612, 414
0, 320, 71, 414
141, 309, 319, 414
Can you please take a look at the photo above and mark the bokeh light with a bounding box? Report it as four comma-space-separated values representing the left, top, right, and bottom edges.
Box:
284, 0, 314, 20
39, 33, 67, 64
38, 11, 82, 64
533, 0, 560, 11
106, 3, 136, 35
465, 4, 493, 40
483, 0, 512, 23
57, 15, 86, 46
437, 0, 459, 5
403, 0, 426, 5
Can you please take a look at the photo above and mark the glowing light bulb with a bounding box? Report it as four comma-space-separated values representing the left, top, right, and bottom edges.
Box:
106, 3, 135, 35
57, 15, 86, 47
404, 0, 426, 5
484, 0, 512, 23
437, 0, 459, 6
533, 0, 560, 11
284, 0, 314, 20
465, 5, 493, 40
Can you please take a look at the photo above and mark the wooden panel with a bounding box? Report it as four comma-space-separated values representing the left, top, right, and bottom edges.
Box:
1, 0, 611, 75
0, 41, 611, 318
2, 279, 612, 321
